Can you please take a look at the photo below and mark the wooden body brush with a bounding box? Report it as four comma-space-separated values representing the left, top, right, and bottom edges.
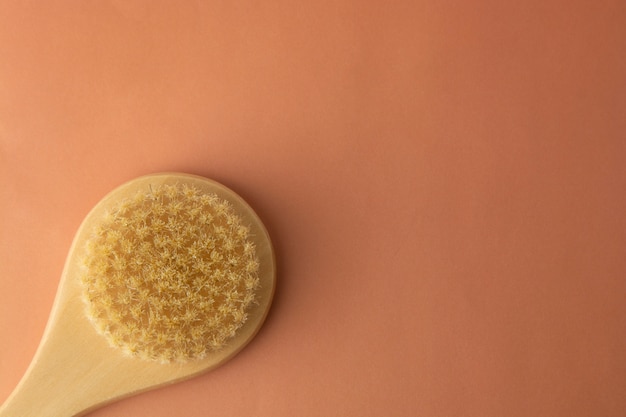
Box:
0, 173, 275, 417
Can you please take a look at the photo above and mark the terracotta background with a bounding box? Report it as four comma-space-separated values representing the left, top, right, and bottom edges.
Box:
1, 1, 625, 416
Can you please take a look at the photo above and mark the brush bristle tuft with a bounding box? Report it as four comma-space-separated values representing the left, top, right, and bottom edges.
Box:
80, 183, 260, 363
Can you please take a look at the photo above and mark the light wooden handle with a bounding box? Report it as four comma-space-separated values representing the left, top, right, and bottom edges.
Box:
0, 299, 127, 417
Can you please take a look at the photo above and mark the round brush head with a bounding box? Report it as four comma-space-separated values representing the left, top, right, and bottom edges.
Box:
79, 183, 261, 364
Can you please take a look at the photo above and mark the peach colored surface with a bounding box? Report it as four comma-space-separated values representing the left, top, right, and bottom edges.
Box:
1, 1, 625, 416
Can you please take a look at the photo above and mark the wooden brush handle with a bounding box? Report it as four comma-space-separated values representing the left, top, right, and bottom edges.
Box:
0, 292, 129, 417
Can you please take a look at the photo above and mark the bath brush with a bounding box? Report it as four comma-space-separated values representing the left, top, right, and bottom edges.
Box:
0, 173, 275, 417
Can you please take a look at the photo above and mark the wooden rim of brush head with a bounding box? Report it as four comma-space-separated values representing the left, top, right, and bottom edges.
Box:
73, 172, 277, 365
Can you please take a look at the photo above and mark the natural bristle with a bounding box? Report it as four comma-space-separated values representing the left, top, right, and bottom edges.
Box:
80, 183, 261, 363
